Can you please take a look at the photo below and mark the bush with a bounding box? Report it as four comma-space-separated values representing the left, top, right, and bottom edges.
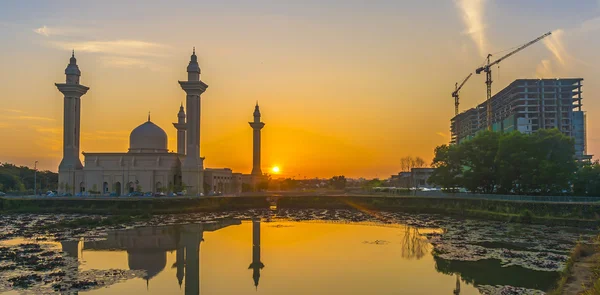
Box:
519, 209, 533, 224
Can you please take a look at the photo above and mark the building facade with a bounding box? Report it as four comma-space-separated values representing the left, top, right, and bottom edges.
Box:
451, 78, 590, 160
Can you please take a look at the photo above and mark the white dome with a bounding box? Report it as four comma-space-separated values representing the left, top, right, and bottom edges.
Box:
129, 120, 168, 153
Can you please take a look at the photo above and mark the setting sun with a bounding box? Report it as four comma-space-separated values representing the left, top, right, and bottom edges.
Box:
271, 166, 281, 174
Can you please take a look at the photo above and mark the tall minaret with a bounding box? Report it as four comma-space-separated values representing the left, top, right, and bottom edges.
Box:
55, 51, 89, 194
249, 103, 265, 176
173, 103, 187, 155
248, 218, 264, 289
179, 48, 208, 195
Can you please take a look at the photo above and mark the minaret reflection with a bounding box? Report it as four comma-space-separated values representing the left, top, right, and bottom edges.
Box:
248, 218, 265, 289
453, 274, 461, 294
61, 239, 83, 295
183, 227, 203, 295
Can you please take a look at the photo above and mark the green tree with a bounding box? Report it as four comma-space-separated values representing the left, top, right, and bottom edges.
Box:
531, 129, 576, 195
461, 131, 500, 193
573, 161, 600, 196
428, 144, 462, 191
496, 131, 535, 194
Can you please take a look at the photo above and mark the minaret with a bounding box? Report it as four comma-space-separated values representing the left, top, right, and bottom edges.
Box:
249, 103, 265, 176
55, 51, 89, 194
179, 48, 208, 195
248, 218, 264, 289
173, 103, 187, 155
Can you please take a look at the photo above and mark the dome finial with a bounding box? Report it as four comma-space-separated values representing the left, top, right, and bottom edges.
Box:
72, 49, 75, 58
148, 111, 151, 122
193, 47, 195, 55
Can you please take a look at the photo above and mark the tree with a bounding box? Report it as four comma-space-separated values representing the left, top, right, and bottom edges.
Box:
400, 156, 428, 172
428, 145, 462, 191
329, 176, 347, 190
429, 128, 577, 195
460, 131, 500, 193
573, 161, 600, 196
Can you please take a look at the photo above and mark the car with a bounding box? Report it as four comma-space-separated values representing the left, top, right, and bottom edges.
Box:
167, 192, 177, 197
109, 192, 119, 197
128, 191, 143, 197
0, 192, 5, 197
176, 191, 185, 196
61, 193, 73, 197
143, 192, 153, 197
47, 192, 56, 197
154, 192, 166, 197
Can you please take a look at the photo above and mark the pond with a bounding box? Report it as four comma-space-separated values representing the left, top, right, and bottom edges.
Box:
0, 209, 594, 295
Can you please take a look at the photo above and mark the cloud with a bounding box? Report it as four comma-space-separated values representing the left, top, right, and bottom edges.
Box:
33, 25, 87, 37
10, 115, 55, 121
99, 56, 165, 71
436, 132, 448, 138
543, 30, 567, 66
50, 40, 169, 58
0, 108, 24, 114
535, 59, 553, 78
455, 0, 487, 58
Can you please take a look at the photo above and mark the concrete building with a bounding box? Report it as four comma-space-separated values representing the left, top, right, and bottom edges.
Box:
390, 168, 436, 189
451, 78, 591, 160
54, 50, 257, 195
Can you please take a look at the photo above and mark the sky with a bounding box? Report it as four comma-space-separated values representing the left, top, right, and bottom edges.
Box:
1, 0, 600, 178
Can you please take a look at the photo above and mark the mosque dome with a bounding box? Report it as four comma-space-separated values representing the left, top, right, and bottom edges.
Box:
127, 250, 167, 281
129, 116, 168, 153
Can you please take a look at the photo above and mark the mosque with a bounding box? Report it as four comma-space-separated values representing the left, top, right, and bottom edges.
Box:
55, 50, 266, 196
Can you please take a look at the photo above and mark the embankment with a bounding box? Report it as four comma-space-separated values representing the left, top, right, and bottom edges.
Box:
1, 195, 599, 227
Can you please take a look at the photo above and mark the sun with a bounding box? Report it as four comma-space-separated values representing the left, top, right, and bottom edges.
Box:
271, 166, 281, 174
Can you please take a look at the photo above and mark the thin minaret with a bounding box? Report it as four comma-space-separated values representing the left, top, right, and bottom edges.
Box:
248, 218, 264, 289
179, 48, 208, 195
55, 51, 89, 194
173, 103, 187, 155
249, 103, 265, 176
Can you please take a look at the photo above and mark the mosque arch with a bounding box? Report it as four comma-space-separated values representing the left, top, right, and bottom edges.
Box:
115, 182, 122, 196
79, 182, 85, 193
128, 182, 134, 194
156, 182, 163, 193
103, 182, 108, 194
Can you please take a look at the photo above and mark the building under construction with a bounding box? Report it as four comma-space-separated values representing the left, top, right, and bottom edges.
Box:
451, 78, 591, 160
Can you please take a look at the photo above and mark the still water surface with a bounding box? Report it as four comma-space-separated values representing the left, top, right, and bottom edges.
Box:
0, 218, 562, 295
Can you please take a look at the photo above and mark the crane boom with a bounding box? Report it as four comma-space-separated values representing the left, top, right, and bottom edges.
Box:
476, 32, 552, 74
452, 73, 473, 116
475, 31, 552, 130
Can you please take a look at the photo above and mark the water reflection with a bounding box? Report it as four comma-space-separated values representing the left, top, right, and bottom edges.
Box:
434, 256, 559, 290
248, 218, 265, 289
61, 219, 243, 295
400, 226, 428, 260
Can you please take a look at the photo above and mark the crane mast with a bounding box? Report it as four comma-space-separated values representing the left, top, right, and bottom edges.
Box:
475, 31, 552, 130
452, 73, 473, 116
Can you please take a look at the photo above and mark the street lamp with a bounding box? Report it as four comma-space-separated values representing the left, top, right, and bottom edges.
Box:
34, 161, 38, 196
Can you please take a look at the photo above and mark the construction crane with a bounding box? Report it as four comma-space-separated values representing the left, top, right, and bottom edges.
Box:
452, 73, 473, 116
475, 31, 552, 130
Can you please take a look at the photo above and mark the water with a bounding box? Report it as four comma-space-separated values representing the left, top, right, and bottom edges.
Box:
0, 210, 590, 294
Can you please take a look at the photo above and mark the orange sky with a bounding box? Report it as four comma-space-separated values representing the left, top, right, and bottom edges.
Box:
1, 1, 600, 178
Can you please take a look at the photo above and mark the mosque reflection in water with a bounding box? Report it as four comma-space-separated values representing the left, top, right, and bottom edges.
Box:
60, 218, 264, 295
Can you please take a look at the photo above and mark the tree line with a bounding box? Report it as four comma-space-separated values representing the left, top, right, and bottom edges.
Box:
0, 163, 58, 193
428, 129, 599, 196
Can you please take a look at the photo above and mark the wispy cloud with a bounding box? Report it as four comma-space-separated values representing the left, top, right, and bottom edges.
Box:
436, 132, 448, 138
455, 0, 487, 58
50, 40, 169, 58
535, 59, 553, 78
543, 30, 567, 66
10, 115, 55, 122
99, 56, 165, 71
0, 108, 24, 114
33, 25, 88, 37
